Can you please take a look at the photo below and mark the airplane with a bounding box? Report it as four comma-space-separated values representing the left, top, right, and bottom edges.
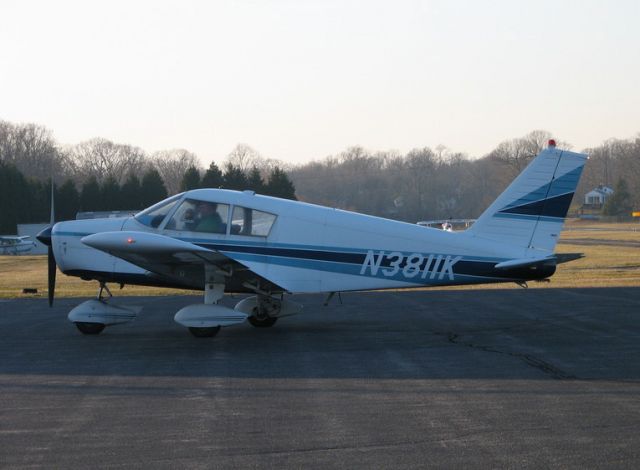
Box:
37, 140, 587, 338
0, 235, 36, 255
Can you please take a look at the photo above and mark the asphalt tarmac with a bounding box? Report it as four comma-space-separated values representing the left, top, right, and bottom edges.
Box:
1, 287, 640, 468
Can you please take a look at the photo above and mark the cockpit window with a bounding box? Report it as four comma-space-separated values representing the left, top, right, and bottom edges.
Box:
165, 199, 229, 234
134, 194, 182, 228
230, 206, 276, 237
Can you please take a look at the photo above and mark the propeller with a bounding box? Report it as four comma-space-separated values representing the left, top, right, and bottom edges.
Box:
37, 181, 56, 306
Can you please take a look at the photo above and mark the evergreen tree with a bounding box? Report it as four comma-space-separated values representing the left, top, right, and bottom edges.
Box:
603, 178, 633, 217
56, 179, 80, 221
140, 168, 168, 208
201, 162, 223, 188
246, 166, 265, 193
29, 179, 50, 223
101, 176, 121, 210
80, 176, 101, 211
265, 166, 296, 200
180, 166, 201, 191
223, 163, 248, 190
121, 174, 143, 210
0, 162, 31, 232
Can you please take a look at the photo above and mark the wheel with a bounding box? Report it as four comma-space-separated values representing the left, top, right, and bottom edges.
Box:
248, 315, 278, 328
188, 326, 221, 338
75, 322, 106, 335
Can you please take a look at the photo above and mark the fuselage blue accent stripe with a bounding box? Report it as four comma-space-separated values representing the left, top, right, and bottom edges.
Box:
227, 251, 514, 285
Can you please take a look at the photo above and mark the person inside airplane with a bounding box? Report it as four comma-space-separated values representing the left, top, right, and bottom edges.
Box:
182, 208, 196, 231
194, 201, 227, 233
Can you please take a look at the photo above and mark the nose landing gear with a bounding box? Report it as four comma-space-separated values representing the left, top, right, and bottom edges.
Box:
69, 281, 139, 335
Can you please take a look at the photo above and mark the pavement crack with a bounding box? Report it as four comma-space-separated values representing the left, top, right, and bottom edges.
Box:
446, 332, 577, 380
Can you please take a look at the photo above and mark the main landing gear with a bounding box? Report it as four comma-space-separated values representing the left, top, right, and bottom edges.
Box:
246, 295, 280, 328
174, 266, 247, 338
234, 294, 303, 329
188, 326, 221, 338
248, 315, 278, 328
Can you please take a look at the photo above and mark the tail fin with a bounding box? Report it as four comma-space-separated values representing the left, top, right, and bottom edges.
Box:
467, 143, 587, 254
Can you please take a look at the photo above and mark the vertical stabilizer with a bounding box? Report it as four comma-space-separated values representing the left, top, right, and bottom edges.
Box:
467, 143, 587, 254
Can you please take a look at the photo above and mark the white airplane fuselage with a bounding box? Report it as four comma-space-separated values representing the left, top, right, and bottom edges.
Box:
51, 189, 554, 294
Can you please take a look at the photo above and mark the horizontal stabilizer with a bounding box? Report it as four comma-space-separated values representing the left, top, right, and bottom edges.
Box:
494, 256, 555, 270
555, 252, 584, 264
495, 252, 583, 270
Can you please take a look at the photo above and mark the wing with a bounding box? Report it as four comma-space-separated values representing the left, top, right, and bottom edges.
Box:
81, 231, 285, 293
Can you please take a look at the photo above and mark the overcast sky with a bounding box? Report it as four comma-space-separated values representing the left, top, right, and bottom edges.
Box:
1, 0, 639, 164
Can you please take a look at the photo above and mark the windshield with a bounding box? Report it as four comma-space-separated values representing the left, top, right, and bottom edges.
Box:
134, 194, 182, 228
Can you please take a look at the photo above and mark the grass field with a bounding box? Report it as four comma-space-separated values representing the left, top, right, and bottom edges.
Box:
1, 220, 639, 299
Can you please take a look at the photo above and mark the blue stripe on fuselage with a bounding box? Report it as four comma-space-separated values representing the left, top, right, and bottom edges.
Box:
54, 230, 533, 282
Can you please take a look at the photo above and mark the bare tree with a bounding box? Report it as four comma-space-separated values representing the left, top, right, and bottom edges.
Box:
226, 143, 262, 173
485, 130, 568, 176
67, 138, 147, 184
224, 143, 291, 183
0, 120, 65, 181
152, 149, 201, 195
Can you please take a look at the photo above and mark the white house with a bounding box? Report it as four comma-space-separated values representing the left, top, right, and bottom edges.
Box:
584, 185, 614, 206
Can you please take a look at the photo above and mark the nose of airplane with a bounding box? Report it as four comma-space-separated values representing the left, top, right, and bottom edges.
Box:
47, 217, 132, 300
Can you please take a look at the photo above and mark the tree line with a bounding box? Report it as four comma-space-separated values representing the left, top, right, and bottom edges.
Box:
289, 130, 640, 221
0, 120, 296, 233
1, 118, 639, 234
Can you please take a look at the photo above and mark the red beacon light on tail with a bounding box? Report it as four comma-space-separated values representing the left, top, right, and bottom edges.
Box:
548, 139, 556, 148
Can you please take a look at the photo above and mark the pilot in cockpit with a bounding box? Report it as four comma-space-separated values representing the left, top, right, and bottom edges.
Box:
182, 208, 196, 231
194, 201, 224, 233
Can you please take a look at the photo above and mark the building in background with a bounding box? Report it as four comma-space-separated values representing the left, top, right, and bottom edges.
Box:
584, 185, 614, 210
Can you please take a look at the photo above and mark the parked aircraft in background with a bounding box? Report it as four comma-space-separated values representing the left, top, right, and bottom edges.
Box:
417, 219, 476, 231
0, 235, 36, 255
37, 141, 587, 338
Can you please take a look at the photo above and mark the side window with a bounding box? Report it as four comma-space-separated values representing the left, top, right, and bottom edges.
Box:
166, 199, 229, 234
231, 206, 276, 237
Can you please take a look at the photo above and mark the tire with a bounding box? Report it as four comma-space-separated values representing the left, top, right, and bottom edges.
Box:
75, 322, 106, 335
188, 326, 221, 338
248, 315, 278, 328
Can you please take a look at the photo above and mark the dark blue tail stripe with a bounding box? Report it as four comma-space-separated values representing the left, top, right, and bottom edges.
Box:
498, 192, 574, 218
